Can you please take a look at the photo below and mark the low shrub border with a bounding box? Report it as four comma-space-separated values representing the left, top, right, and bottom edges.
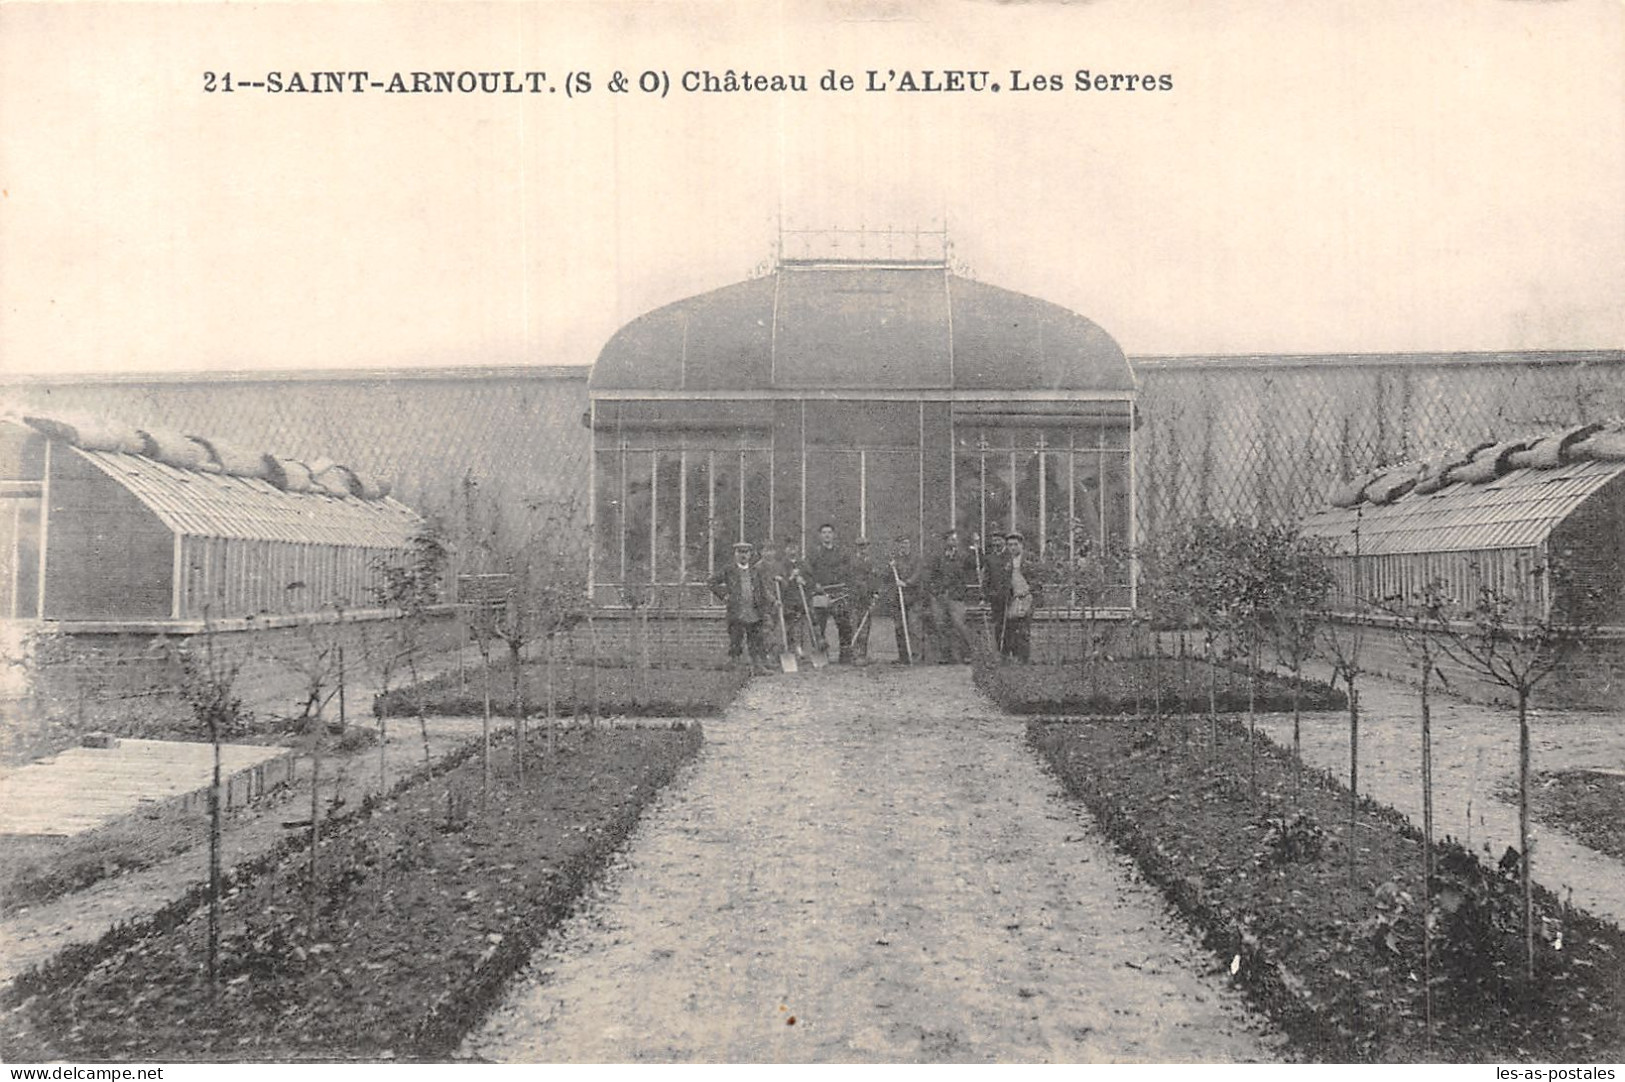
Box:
1030, 716, 1624, 1062
1, 724, 703, 1062
376, 661, 750, 720
978, 657, 1346, 716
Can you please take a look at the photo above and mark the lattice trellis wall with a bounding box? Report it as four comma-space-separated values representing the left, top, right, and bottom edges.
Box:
1135, 351, 1625, 541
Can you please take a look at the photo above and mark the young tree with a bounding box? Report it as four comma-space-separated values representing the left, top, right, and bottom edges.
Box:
374, 522, 450, 769
491, 494, 588, 767
1231, 524, 1272, 800
1429, 558, 1594, 980
1161, 523, 1207, 748
278, 595, 345, 731
459, 486, 589, 781
1380, 577, 1451, 1046
1262, 527, 1336, 803
272, 594, 359, 936
1170, 522, 1217, 749
460, 568, 502, 801
1055, 522, 1109, 699
1136, 535, 1180, 738
358, 616, 411, 790
169, 609, 248, 998
1318, 508, 1367, 883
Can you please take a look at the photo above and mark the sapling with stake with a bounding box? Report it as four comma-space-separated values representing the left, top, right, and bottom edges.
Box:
1265, 528, 1334, 805
1318, 507, 1366, 883
171, 606, 247, 1001
1381, 578, 1451, 1048
1427, 557, 1595, 980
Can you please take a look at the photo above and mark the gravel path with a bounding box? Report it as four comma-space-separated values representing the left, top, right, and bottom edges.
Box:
471, 667, 1282, 1063
1254, 666, 1625, 925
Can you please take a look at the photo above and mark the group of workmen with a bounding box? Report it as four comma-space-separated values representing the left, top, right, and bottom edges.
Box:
707, 522, 1043, 673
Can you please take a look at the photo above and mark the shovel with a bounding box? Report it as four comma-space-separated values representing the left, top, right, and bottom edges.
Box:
796, 579, 829, 669
891, 560, 914, 664
773, 580, 798, 673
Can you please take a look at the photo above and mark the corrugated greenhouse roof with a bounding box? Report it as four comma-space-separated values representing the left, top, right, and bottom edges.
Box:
1302, 458, 1625, 556
75, 447, 422, 548
590, 263, 1135, 394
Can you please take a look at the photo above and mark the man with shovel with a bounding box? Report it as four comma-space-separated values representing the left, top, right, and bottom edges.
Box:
709, 541, 771, 674
848, 536, 883, 665
885, 533, 924, 664
763, 538, 807, 659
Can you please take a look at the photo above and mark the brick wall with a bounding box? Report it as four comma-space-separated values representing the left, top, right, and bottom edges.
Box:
1326, 619, 1623, 711
2, 611, 463, 760
549, 608, 1139, 667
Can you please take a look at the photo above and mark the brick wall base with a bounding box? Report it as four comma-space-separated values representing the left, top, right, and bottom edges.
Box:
2, 611, 463, 761
555, 608, 1139, 668
1328, 619, 1624, 712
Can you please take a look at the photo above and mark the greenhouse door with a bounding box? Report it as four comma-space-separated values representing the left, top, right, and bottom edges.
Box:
863, 449, 921, 549
802, 449, 920, 549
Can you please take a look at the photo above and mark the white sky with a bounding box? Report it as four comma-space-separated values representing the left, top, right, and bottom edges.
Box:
1, 0, 1621, 376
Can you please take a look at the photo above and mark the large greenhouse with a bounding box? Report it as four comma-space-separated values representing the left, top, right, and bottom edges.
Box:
588, 238, 1139, 609
1, 412, 422, 624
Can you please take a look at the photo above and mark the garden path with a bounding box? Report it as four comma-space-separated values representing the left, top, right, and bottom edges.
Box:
1254, 667, 1625, 925
471, 667, 1282, 1063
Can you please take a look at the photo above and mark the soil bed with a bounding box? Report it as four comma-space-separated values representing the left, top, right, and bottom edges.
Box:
1498, 770, 1625, 863
978, 657, 1345, 715
377, 661, 749, 720
1030, 716, 1624, 1062
1, 724, 702, 1062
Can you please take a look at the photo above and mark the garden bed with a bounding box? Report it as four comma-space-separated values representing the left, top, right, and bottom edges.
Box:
1498, 770, 1625, 863
978, 657, 1346, 716
376, 659, 750, 720
1030, 716, 1624, 1062
1, 724, 702, 1062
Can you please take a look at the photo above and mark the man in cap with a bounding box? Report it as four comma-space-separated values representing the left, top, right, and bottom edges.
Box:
926, 528, 980, 664
991, 530, 1043, 662
709, 541, 771, 672
762, 537, 808, 656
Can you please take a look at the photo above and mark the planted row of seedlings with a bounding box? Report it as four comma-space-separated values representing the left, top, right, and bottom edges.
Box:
1013, 519, 1613, 1061
2, 722, 704, 1062
1032, 713, 1622, 1062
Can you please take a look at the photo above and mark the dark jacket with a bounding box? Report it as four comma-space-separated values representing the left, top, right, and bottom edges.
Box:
806, 542, 851, 598
926, 544, 980, 602
883, 551, 923, 611
850, 551, 883, 605
990, 553, 1044, 611
710, 560, 771, 623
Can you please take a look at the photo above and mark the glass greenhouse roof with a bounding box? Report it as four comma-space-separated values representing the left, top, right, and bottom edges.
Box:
75, 447, 421, 548
1302, 458, 1625, 556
